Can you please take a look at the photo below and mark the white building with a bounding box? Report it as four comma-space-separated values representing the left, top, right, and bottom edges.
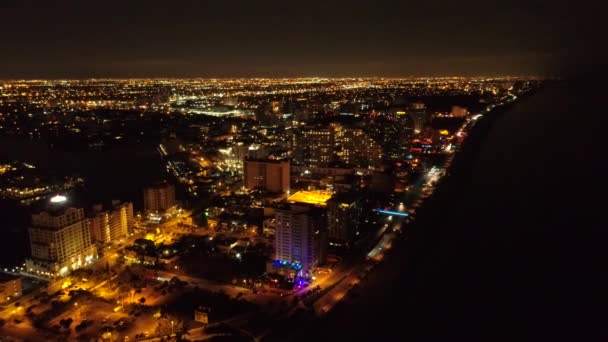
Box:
26, 195, 97, 277
274, 203, 326, 277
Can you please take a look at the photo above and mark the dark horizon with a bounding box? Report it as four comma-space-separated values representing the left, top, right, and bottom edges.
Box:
1, 0, 602, 79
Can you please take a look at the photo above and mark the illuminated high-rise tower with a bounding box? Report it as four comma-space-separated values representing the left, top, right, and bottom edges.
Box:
26, 195, 97, 277
89, 200, 134, 244
334, 125, 382, 168
273, 191, 331, 276
408, 102, 429, 133
293, 127, 335, 167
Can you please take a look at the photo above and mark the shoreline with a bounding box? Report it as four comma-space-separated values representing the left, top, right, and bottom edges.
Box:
270, 91, 533, 341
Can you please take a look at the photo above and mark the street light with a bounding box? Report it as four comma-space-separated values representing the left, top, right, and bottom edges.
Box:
170, 320, 174, 334
74, 302, 81, 320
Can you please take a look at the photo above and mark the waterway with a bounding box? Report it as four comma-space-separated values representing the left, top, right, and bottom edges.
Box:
0, 137, 164, 266
0, 137, 164, 205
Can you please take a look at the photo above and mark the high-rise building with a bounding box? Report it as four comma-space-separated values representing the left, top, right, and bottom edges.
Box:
327, 193, 364, 247
367, 115, 407, 161
293, 127, 335, 167
274, 204, 326, 277
334, 126, 382, 168
273, 190, 332, 276
408, 102, 429, 133
143, 182, 176, 212
244, 159, 290, 193
89, 200, 134, 244
26, 195, 97, 277
293, 124, 382, 168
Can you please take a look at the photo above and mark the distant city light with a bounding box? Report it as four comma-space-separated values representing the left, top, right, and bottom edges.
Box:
50, 195, 67, 203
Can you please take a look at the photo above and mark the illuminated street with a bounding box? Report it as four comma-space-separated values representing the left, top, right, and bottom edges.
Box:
0, 0, 602, 340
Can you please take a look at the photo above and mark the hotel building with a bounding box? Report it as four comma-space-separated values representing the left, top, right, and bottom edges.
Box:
26, 195, 97, 277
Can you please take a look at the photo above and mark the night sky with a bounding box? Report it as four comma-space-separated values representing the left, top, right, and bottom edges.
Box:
0, 0, 602, 78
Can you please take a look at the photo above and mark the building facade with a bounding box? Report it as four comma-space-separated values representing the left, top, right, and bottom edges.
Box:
274, 203, 326, 277
408, 102, 429, 132
89, 200, 134, 244
143, 182, 176, 212
218, 142, 249, 172
293, 127, 335, 167
334, 126, 382, 168
244, 159, 290, 193
0, 274, 22, 303
272, 190, 333, 277
293, 124, 382, 168
26, 200, 97, 277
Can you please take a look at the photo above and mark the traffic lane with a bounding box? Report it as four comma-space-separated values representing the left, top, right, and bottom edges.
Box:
305, 218, 398, 313
314, 242, 395, 316
313, 265, 365, 315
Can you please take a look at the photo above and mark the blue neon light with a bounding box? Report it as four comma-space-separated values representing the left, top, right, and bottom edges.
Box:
376, 209, 409, 217
273, 260, 303, 270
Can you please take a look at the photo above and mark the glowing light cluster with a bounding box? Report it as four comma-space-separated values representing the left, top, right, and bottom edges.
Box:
287, 190, 334, 206
273, 259, 303, 270
50, 195, 67, 203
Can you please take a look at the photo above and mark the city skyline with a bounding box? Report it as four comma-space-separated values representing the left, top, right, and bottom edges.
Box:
0, 1, 604, 341
0, 76, 536, 340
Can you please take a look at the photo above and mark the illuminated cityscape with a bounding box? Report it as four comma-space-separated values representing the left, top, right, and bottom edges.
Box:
0, 76, 540, 340
0, 1, 601, 341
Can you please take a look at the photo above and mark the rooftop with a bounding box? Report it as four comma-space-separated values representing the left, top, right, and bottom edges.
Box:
31, 192, 83, 216
287, 190, 334, 206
